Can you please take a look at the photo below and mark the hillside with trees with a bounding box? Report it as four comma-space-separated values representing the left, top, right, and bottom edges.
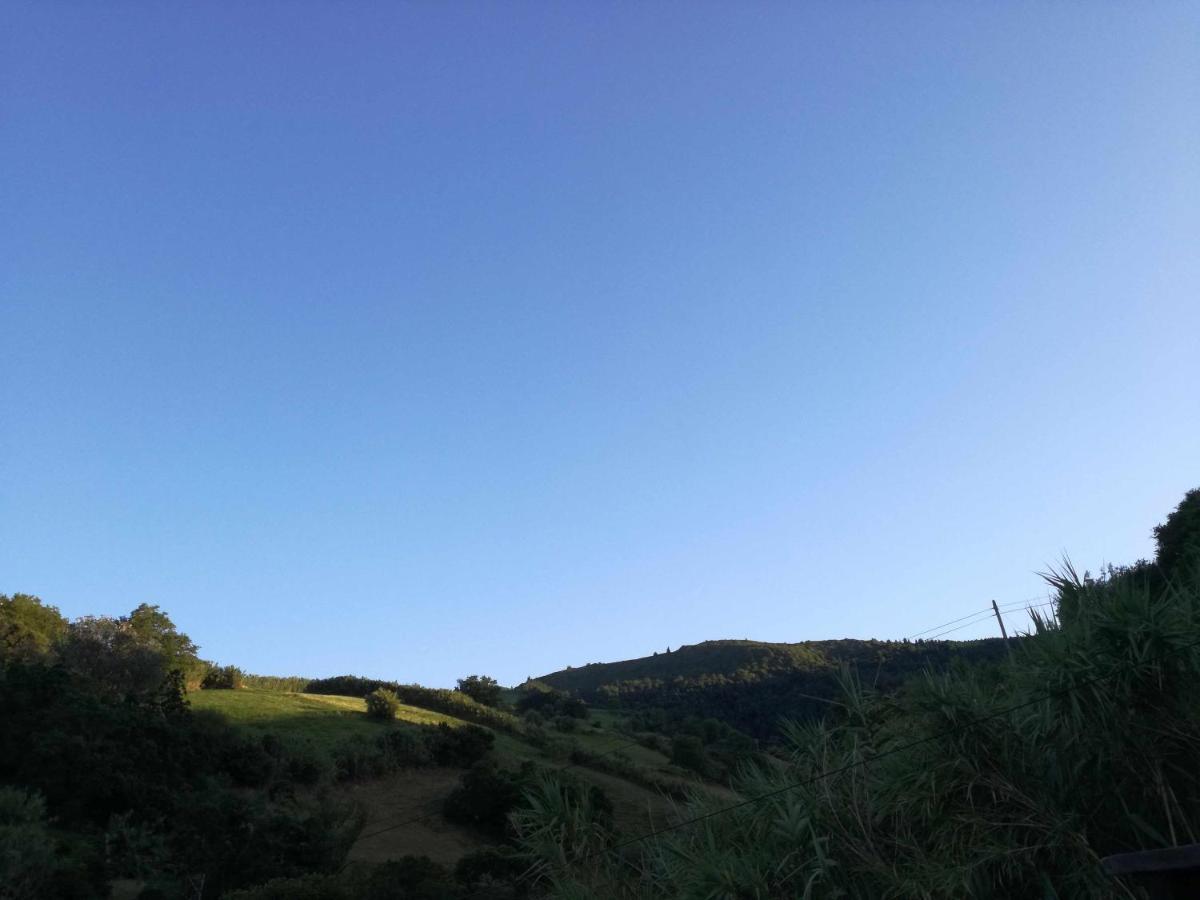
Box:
1, 487, 1198, 898
535, 635, 1010, 739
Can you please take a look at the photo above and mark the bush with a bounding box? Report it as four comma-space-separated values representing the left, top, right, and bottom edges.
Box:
221, 735, 276, 787
669, 735, 711, 777
455, 674, 504, 708
520, 709, 544, 728
515, 683, 588, 720
284, 743, 333, 786
364, 687, 400, 721
552, 715, 577, 733
332, 736, 390, 781
429, 723, 495, 767
378, 727, 434, 769
201, 664, 245, 690
443, 761, 528, 836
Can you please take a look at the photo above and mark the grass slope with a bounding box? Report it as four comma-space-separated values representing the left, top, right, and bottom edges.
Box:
192, 687, 688, 866
190, 688, 464, 751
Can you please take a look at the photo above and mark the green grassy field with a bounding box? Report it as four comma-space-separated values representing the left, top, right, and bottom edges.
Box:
189, 688, 464, 751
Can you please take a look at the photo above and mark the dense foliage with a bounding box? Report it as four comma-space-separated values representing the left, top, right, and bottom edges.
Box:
456, 674, 504, 708
539, 636, 1009, 739
202, 663, 246, 690
242, 673, 312, 692
0, 657, 362, 897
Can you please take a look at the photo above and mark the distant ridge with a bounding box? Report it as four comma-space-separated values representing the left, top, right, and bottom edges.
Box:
535, 636, 1009, 738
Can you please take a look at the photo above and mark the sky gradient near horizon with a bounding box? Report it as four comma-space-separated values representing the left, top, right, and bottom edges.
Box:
3, 3, 1198, 686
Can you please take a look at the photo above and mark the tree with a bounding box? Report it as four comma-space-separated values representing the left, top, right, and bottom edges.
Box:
1155, 487, 1200, 578
0, 787, 56, 900
670, 734, 711, 777
60, 615, 169, 697
126, 603, 204, 687
0, 594, 67, 663
454, 675, 503, 708
201, 664, 245, 690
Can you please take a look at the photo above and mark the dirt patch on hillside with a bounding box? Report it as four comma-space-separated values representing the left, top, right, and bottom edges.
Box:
344, 767, 486, 865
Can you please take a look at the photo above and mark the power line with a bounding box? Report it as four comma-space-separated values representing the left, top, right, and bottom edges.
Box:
922, 603, 1056, 641
907, 596, 1053, 641
907, 606, 992, 639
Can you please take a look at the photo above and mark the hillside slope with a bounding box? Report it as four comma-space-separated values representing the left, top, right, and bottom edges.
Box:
537, 636, 1009, 738
193, 688, 694, 867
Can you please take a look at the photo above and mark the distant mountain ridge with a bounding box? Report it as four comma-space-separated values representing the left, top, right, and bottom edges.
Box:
536, 636, 1009, 739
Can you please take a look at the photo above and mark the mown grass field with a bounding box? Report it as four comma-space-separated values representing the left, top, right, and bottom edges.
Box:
189, 688, 465, 751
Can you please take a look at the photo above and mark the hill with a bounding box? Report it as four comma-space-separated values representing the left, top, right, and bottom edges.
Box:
189, 688, 465, 752
536, 636, 1009, 738
190, 687, 702, 870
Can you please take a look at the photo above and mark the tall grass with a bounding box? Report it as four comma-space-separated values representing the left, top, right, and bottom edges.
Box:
520, 559, 1200, 899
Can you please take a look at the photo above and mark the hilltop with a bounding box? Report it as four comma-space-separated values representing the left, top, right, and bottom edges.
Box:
536, 635, 1009, 738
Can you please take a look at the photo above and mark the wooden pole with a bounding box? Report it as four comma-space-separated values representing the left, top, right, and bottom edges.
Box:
992, 599, 1013, 659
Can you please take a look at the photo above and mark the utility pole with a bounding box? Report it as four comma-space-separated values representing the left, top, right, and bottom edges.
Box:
992, 599, 1013, 659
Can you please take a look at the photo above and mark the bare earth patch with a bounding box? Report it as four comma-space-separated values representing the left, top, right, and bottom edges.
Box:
344, 767, 486, 865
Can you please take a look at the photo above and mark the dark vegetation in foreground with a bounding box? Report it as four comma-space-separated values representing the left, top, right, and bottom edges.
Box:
1, 487, 1198, 899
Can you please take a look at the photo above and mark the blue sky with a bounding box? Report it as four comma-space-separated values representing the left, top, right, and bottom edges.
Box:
2, 3, 1197, 686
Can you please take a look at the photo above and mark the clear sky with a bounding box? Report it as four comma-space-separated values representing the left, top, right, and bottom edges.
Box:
2, 3, 1197, 687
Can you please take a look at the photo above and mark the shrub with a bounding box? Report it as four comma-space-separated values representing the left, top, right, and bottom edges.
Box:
443, 761, 528, 835
201, 664, 245, 690
284, 743, 333, 786
552, 715, 577, 733
520, 709, 545, 728
378, 727, 433, 769
455, 674, 504, 708
672, 734, 705, 777
332, 736, 390, 782
364, 687, 400, 721
429, 723, 495, 767
221, 735, 276, 787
